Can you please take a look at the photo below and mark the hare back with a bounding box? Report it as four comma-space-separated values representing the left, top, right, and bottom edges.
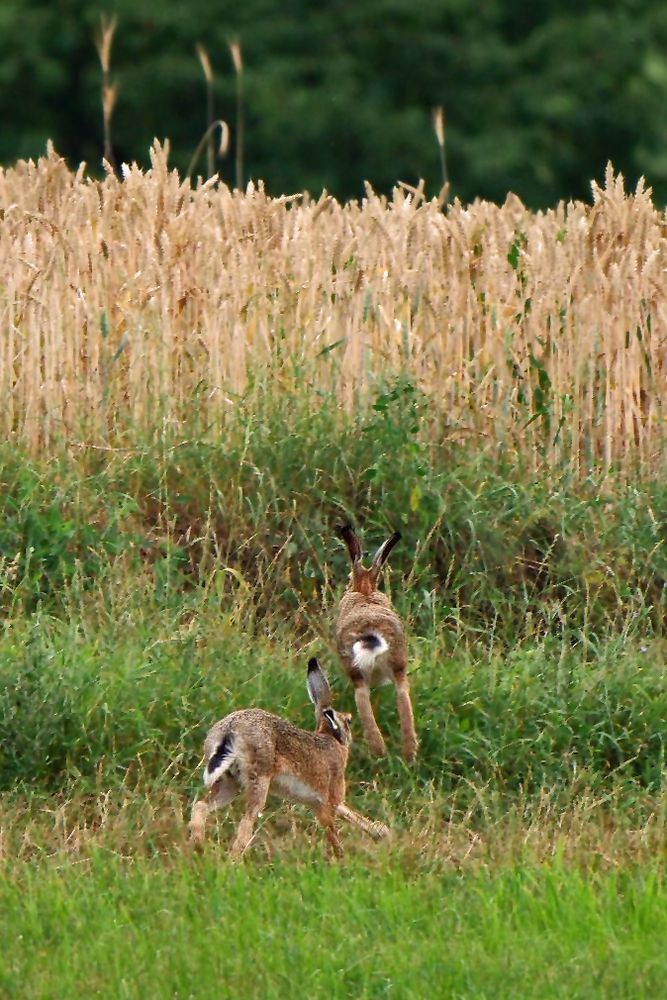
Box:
203, 708, 347, 795
203, 708, 274, 760
337, 593, 404, 637
338, 590, 393, 616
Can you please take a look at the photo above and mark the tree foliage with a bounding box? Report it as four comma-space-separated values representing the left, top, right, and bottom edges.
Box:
2, 0, 667, 205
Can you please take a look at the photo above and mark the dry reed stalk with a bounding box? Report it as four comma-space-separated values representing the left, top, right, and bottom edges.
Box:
196, 43, 216, 178
95, 16, 118, 171
229, 38, 245, 191
432, 105, 448, 202
1, 151, 666, 475
229, 39, 244, 189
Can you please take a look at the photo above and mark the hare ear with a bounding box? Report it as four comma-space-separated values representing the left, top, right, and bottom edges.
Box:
336, 523, 362, 564
371, 531, 401, 571
307, 658, 332, 708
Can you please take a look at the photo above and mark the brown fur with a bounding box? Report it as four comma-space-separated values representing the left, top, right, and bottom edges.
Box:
335, 526, 418, 761
189, 661, 390, 859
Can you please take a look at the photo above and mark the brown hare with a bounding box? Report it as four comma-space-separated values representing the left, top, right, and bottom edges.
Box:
335, 524, 418, 761
189, 657, 389, 859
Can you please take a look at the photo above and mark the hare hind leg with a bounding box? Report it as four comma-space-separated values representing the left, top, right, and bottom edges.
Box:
394, 668, 418, 762
353, 680, 387, 757
317, 804, 344, 860
336, 802, 390, 841
190, 773, 239, 845
229, 775, 271, 861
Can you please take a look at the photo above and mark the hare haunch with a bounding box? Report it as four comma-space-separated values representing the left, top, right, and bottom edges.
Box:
189, 658, 389, 859
335, 524, 418, 761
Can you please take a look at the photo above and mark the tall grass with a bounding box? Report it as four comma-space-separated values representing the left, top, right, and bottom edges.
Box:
3, 382, 667, 637
1, 568, 666, 799
0, 147, 665, 472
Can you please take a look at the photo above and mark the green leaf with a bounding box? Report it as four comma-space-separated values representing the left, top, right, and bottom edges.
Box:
317, 337, 348, 358
507, 239, 522, 271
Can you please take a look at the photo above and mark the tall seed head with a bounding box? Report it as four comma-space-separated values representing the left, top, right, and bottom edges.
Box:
229, 39, 243, 75
432, 106, 446, 149
196, 44, 214, 86
95, 15, 117, 75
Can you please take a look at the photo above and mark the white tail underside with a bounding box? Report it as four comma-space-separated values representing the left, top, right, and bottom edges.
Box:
204, 750, 236, 788
352, 633, 389, 673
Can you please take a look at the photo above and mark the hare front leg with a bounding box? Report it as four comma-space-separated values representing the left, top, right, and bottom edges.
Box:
352, 679, 387, 757
394, 667, 418, 762
190, 774, 239, 845
230, 775, 271, 861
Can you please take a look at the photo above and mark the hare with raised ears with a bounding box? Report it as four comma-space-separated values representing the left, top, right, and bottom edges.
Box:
189, 658, 389, 860
335, 524, 418, 762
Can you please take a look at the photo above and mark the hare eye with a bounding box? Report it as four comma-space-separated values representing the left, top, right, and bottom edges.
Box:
323, 708, 339, 731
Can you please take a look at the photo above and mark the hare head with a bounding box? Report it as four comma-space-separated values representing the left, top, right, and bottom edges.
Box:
307, 657, 353, 747
336, 523, 401, 597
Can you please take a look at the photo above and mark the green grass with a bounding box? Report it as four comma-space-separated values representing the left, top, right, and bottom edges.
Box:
0, 855, 665, 999
1, 573, 666, 1000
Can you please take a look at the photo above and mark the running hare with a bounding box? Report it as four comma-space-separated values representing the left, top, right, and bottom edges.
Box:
189, 658, 389, 859
335, 524, 418, 761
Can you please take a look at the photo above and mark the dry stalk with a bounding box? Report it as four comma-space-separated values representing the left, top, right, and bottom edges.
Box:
95, 15, 118, 171
196, 44, 216, 178
229, 39, 244, 189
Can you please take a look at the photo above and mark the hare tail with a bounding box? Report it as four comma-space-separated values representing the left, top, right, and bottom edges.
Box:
204, 732, 236, 787
352, 632, 389, 672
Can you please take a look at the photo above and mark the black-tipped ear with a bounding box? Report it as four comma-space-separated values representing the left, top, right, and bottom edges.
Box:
336, 523, 363, 563
371, 531, 401, 571
307, 658, 332, 707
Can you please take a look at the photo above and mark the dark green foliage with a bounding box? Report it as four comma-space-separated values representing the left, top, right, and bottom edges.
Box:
1, 601, 667, 803
0, 455, 135, 609
2, 0, 667, 204
416, 644, 667, 798
2, 378, 667, 637
0, 619, 207, 789
92, 377, 667, 644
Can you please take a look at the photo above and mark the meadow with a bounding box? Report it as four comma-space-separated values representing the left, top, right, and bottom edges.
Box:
2, 150, 667, 996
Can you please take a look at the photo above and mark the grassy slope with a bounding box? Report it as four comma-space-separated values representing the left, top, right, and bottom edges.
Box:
1, 857, 665, 999
2, 389, 667, 996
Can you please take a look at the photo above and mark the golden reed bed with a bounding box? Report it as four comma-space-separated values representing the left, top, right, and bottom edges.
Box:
1, 142, 664, 473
